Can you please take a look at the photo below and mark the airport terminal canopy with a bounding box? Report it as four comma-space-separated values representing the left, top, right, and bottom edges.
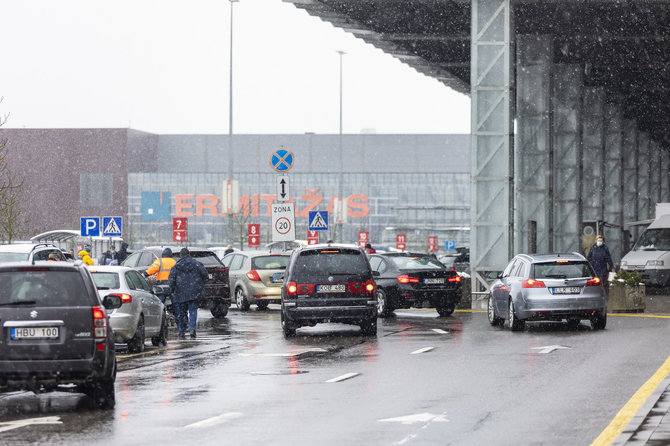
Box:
286, 0, 670, 148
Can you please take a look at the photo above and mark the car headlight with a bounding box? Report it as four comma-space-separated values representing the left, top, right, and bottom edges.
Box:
621, 260, 627, 267
646, 260, 664, 266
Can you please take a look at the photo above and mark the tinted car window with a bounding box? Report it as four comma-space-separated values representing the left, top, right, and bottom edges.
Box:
91, 271, 120, 290
389, 255, 444, 270
293, 248, 369, 279
533, 261, 594, 279
125, 271, 141, 290
189, 252, 223, 266
502, 259, 518, 278
0, 252, 29, 262
229, 255, 244, 270
368, 256, 383, 271
130, 270, 152, 292
122, 252, 141, 268
252, 256, 289, 270
0, 269, 89, 306
139, 251, 156, 268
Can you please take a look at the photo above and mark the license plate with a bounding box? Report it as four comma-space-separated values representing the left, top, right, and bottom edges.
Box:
11, 326, 59, 340
271, 273, 284, 283
553, 287, 580, 294
317, 284, 346, 293
424, 278, 445, 284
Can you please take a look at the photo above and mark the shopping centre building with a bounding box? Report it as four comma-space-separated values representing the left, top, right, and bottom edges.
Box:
1, 128, 470, 251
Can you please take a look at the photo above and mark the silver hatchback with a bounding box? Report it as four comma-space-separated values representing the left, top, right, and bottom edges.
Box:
90, 265, 167, 352
488, 253, 608, 331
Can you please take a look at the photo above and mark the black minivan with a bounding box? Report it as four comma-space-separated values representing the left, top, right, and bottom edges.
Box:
280, 243, 377, 336
0, 261, 122, 409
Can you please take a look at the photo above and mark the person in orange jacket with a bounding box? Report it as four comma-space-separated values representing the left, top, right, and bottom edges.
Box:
146, 248, 177, 304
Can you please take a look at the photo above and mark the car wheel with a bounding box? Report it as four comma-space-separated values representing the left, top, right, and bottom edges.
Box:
436, 303, 455, 317
360, 317, 377, 336
235, 288, 250, 311
376, 289, 394, 318
488, 295, 504, 326
591, 311, 607, 330
83, 363, 116, 410
508, 299, 525, 332
151, 311, 168, 346
127, 315, 145, 353
281, 310, 297, 337
210, 302, 229, 318
566, 319, 581, 330
256, 301, 269, 311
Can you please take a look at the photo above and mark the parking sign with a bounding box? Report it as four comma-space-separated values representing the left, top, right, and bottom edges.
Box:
80, 217, 100, 237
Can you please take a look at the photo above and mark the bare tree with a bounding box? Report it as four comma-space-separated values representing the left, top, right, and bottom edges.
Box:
226, 213, 250, 250
0, 100, 29, 243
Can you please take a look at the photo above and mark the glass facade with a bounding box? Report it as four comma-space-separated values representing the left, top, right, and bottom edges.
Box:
128, 171, 470, 252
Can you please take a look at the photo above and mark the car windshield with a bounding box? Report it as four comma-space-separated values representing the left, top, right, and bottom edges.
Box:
634, 228, 670, 251
533, 261, 594, 279
90, 271, 120, 290
0, 252, 29, 262
293, 248, 368, 279
188, 252, 223, 266
391, 255, 445, 270
0, 269, 89, 306
252, 255, 289, 270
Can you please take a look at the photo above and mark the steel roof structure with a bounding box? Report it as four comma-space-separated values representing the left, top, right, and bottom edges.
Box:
286, 0, 670, 148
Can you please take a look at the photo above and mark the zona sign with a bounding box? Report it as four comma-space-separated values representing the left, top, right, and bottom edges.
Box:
271, 202, 295, 242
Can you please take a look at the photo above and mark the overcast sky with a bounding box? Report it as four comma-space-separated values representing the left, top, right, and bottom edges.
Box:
0, 0, 470, 135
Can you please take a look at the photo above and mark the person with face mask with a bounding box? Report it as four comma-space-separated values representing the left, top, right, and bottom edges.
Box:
587, 234, 615, 293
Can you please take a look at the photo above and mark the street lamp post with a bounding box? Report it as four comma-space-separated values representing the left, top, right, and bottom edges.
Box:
337, 50, 345, 242
228, 0, 238, 198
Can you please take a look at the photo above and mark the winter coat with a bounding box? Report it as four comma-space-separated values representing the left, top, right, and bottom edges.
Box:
78, 250, 94, 266
168, 256, 208, 304
116, 242, 129, 263
587, 244, 614, 279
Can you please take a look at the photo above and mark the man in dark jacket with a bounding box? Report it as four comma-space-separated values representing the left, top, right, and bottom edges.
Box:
168, 247, 209, 339
587, 234, 615, 292
116, 242, 130, 264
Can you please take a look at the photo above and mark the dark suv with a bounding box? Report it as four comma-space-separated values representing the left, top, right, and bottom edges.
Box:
281, 243, 377, 336
0, 261, 122, 409
122, 247, 231, 318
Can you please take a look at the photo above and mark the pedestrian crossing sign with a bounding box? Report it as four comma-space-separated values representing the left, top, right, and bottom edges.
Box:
102, 216, 122, 236
308, 211, 328, 231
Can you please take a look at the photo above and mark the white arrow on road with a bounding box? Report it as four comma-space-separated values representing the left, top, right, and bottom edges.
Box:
378, 412, 449, 424
531, 345, 572, 354
0, 416, 62, 433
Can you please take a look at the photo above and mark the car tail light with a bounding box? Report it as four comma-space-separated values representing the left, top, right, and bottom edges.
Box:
448, 275, 462, 283
365, 280, 375, 293
586, 277, 601, 287
522, 279, 546, 288
286, 281, 297, 295
397, 275, 420, 284
108, 293, 132, 304
92, 306, 107, 340
347, 280, 376, 294
246, 270, 261, 281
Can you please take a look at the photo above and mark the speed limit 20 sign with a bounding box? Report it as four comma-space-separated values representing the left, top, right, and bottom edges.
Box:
248, 224, 260, 248
271, 203, 295, 242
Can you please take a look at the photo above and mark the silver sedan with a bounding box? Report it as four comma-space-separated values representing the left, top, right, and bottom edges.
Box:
90, 265, 167, 352
488, 253, 608, 331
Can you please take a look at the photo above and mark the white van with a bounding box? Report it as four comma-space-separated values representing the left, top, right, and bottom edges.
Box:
621, 204, 670, 287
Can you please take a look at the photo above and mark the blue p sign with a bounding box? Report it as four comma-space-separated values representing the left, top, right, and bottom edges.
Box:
445, 240, 456, 250
80, 217, 100, 237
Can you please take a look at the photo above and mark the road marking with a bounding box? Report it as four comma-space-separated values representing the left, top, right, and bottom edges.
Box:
185, 412, 243, 429
410, 347, 435, 355
326, 372, 359, 383
530, 345, 571, 354
240, 348, 327, 357
432, 328, 448, 334
379, 412, 449, 424
591, 354, 670, 446
0, 416, 62, 432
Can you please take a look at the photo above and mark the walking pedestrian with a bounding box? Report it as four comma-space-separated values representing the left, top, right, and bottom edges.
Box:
587, 234, 615, 293
78, 249, 94, 266
168, 247, 208, 339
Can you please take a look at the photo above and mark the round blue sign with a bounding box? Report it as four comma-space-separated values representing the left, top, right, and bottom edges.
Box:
270, 148, 295, 172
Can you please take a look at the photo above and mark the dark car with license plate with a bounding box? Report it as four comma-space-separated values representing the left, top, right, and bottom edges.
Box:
122, 247, 231, 318
368, 252, 462, 317
488, 253, 607, 331
280, 243, 377, 336
0, 261, 122, 409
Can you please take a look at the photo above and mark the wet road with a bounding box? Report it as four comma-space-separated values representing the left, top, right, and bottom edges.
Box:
2, 302, 670, 445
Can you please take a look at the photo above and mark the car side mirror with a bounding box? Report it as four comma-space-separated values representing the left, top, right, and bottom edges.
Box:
152, 285, 170, 295
102, 294, 123, 310
372, 270, 380, 277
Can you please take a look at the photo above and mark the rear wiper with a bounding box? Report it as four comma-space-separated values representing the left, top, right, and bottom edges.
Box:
0, 300, 37, 306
